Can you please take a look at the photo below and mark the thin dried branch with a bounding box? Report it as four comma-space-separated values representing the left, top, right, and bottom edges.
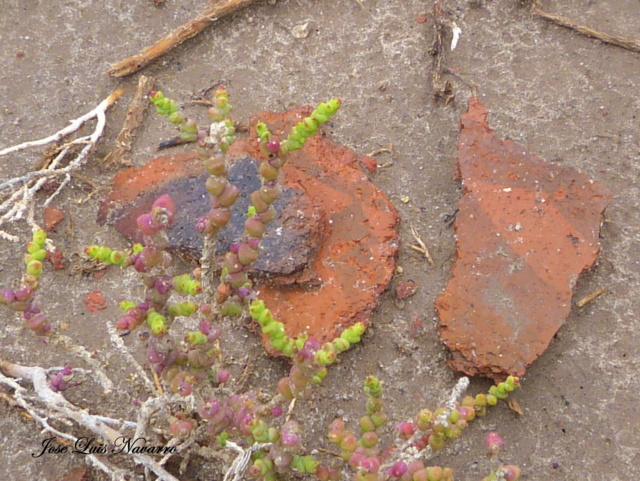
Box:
107, 0, 260, 77
223, 441, 272, 481
365, 144, 393, 158
107, 322, 157, 394
103, 76, 155, 167
576, 287, 607, 308
0, 89, 122, 240
431, 1, 455, 104
529, 1, 640, 54
432, 0, 444, 93
409, 225, 435, 266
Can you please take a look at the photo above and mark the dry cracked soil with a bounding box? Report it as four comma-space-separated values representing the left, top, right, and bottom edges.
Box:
0, 1, 639, 480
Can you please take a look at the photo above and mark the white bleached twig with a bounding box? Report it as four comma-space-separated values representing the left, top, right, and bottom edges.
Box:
0, 90, 122, 158
0, 89, 122, 239
223, 441, 272, 481
381, 377, 470, 471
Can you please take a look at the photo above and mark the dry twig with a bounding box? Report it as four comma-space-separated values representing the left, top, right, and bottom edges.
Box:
103, 76, 155, 167
0, 89, 122, 240
431, 1, 456, 104
223, 441, 272, 481
107, 0, 260, 77
409, 225, 435, 266
576, 287, 607, 308
107, 322, 157, 394
529, 1, 640, 54
365, 144, 393, 157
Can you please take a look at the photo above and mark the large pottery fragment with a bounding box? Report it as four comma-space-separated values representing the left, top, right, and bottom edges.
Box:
436, 98, 611, 381
99, 106, 399, 344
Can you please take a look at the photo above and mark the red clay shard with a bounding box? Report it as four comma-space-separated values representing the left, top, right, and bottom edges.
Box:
84, 290, 107, 312
43, 206, 64, 231
436, 97, 612, 381
99, 106, 399, 344
395, 280, 417, 300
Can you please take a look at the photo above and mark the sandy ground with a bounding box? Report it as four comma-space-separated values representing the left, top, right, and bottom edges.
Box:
0, 1, 639, 480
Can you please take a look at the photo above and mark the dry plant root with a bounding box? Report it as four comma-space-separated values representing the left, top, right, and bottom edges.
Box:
107, 0, 260, 77
0, 89, 122, 241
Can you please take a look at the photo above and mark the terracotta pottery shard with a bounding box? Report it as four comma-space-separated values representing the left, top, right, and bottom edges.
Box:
43, 206, 64, 231
99, 106, 399, 344
435, 97, 611, 382
84, 290, 107, 312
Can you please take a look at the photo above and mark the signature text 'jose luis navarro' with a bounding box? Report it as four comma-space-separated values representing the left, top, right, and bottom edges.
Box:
32, 436, 177, 457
